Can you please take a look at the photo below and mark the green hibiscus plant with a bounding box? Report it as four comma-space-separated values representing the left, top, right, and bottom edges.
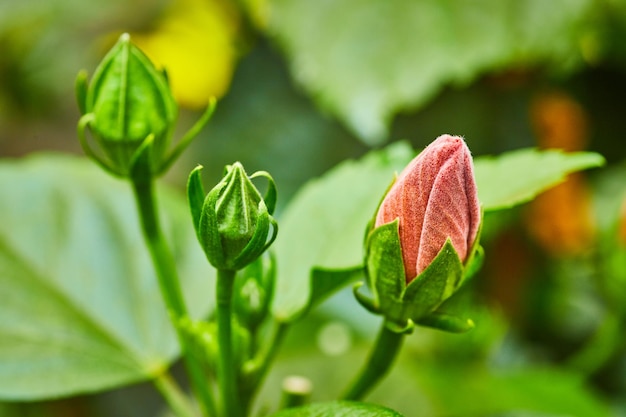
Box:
61, 33, 602, 417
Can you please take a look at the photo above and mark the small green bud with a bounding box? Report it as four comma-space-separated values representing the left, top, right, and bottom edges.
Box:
233, 254, 276, 331
187, 163, 278, 271
76, 33, 216, 179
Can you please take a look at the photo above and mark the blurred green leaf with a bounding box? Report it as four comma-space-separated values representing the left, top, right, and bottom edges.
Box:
269, 401, 404, 417
475, 148, 605, 210
0, 154, 212, 400
307, 267, 363, 314
419, 364, 611, 417
267, 0, 592, 143
272, 142, 414, 321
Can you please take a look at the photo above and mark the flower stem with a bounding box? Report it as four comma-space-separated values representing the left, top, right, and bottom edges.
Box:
240, 322, 289, 414
132, 178, 216, 417
250, 322, 289, 389
342, 320, 405, 400
154, 372, 198, 417
216, 269, 243, 417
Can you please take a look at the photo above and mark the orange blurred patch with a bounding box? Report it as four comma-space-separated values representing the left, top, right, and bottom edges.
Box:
619, 197, 626, 247
526, 92, 595, 257
530, 91, 588, 151
526, 174, 595, 256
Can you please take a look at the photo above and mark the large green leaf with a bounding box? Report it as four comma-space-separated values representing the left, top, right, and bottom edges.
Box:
474, 148, 605, 211
419, 364, 611, 417
0, 153, 212, 400
269, 401, 404, 417
266, 0, 592, 143
272, 142, 414, 321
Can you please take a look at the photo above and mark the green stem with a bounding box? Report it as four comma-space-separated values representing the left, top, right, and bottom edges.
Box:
241, 322, 289, 414
154, 372, 198, 417
132, 178, 216, 417
216, 270, 243, 417
342, 320, 405, 400
252, 322, 288, 387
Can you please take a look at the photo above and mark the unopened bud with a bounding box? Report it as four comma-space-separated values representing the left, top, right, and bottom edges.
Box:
76, 33, 215, 179
355, 135, 483, 333
187, 163, 278, 271
375, 134, 481, 281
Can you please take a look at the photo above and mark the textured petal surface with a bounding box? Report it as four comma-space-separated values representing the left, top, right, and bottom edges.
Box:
375, 135, 480, 281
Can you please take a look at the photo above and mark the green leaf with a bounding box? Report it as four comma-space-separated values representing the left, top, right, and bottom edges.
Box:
307, 267, 363, 314
272, 142, 414, 321
267, 0, 592, 143
420, 364, 611, 417
269, 401, 405, 417
0, 154, 212, 400
474, 148, 605, 211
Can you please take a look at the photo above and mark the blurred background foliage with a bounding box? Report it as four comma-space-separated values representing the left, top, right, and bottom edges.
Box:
2, 0, 626, 415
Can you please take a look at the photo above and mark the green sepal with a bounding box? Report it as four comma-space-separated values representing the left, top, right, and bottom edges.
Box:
232, 203, 277, 269
364, 219, 405, 308
76, 113, 121, 176
415, 312, 475, 333
198, 181, 228, 269
75, 70, 88, 116
463, 244, 484, 282
384, 318, 415, 335
158, 97, 217, 175
460, 212, 485, 284
353, 281, 380, 315
402, 238, 464, 321
186, 165, 206, 240
129, 134, 155, 184
250, 170, 278, 214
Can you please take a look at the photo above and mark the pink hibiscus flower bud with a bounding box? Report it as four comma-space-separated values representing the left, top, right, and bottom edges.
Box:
375, 135, 481, 282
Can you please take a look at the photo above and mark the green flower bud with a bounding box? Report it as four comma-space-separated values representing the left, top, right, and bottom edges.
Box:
76, 33, 216, 179
187, 163, 278, 271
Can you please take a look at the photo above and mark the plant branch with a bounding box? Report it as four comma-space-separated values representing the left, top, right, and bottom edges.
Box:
132, 178, 216, 417
341, 319, 405, 400
216, 269, 243, 417
154, 371, 198, 417
241, 321, 289, 413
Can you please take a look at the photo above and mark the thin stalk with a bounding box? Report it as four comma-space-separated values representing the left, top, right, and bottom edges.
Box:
154, 372, 198, 417
241, 322, 289, 413
132, 178, 216, 417
216, 270, 243, 417
342, 320, 405, 400
248, 322, 289, 389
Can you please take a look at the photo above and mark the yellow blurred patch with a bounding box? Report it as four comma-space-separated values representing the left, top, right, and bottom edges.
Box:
241, 0, 271, 29
130, 0, 242, 108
